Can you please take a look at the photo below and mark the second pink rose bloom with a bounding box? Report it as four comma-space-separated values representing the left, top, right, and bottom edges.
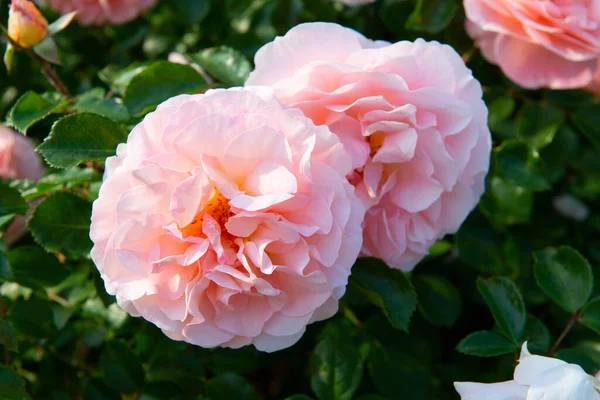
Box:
247, 22, 491, 271
464, 0, 600, 90
39, 0, 157, 26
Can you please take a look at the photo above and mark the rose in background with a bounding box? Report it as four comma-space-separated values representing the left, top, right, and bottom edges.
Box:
464, 0, 600, 90
0, 126, 44, 245
247, 22, 491, 271
38, 0, 157, 26
455, 343, 600, 399
90, 88, 363, 352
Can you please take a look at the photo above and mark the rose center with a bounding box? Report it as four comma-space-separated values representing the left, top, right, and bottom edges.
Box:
180, 189, 233, 238
367, 132, 384, 157
205, 189, 233, 228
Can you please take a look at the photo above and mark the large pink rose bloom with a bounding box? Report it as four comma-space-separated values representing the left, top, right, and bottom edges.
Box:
41, 0, 157, 26
90, 88, 364, 352
464, 0, 600, 89
246, 23, 491, 271
0, 126, 44, 244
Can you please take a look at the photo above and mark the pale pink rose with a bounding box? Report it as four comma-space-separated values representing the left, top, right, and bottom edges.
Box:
464, 0, 600, 90
0, 126, 44, 245
246, 23, 491, 271
40, 0, 157, 26
90, 88, 364, 352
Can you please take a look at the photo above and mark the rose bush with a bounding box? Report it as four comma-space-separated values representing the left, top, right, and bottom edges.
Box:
2, 0, 600, 399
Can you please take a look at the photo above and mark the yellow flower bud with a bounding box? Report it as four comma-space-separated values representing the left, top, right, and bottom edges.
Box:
8, 0, 49, 49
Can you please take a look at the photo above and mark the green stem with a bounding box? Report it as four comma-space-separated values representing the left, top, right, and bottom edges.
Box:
547, 312, 580, 357
0, 298, 9, 366
1, 25, 71, 99
33, 53, 72, 98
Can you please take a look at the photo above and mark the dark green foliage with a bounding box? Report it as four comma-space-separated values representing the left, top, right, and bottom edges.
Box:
2, 1, 600, 399
349, 258, 417, 332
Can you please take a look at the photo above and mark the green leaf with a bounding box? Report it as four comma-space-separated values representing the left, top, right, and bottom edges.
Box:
37, 113, 128, 169
367, 340, 431, 399
7, 298, 56, 338
413, 274, 461, 327
349, 258, 417, 332
405, 0, 457, 34
0, 320, 18, 353
310, 322, 363, 400
100, 341, 145, 394
28, 192, 92, 257
82, 379, 120, 400
0, 182, 28, 218
479, 177, 534, 226
517, 102, 564, 149
579, 297, 600, 335
208, 346, 261, 376
4, 44, 15, 74
457, 331, 518, 357
74, 90, 129, 122
0, 365, 30, 400
205, 373, 260, 400
286, 396, 314, 400
146, 352, 204, 392
175, 0, 210, 24
47, 11, 77, 35
33, 37, 61, 65
35, 168, 101, 197
4, 246, 69, 289
534, 246, 593, 313
456, 212, 504, 273
99, 62, 153, 96
488, 96, 516, 128
189, 46, 252, 86
523, 316, 551, 355
6, 91, 65, 134
494, 141, 550, 191
379, 0, 414, 35
140, 382, 183, 400
477, 277, 526, 343
572, 103, 600, 151
123, 61, 206, 116
0, 252, 9, 281
425, 240, 452, 259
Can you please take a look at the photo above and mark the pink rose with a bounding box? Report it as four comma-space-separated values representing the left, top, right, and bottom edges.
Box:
0, 126, 44, 245
41, 0, 157, 26
246, 23, 491, 271
90, 88, 364, 352
464, 0, 600, 90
